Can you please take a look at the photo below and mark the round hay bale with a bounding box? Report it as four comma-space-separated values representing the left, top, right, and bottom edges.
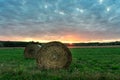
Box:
24, 44, 41, 58
36, 41, 72, 69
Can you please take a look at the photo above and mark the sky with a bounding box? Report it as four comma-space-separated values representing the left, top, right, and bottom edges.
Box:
0, 0, 120, 43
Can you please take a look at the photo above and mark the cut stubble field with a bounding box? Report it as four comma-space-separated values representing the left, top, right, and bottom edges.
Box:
0, 47, 120, 80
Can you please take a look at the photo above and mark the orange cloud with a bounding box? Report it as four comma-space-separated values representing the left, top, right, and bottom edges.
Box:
0, 34, 120, 43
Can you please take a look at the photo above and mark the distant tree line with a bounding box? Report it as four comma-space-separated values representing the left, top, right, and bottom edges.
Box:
0, 41, 42, 47
65, 41, 120, 46
0, 41, 120, 47
71, 41, 120, 46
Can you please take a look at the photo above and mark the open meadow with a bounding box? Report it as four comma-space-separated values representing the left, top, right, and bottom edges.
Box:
0, 47, 120, 80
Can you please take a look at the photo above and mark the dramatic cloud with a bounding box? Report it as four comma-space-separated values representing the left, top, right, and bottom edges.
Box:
0, 0, 120, 42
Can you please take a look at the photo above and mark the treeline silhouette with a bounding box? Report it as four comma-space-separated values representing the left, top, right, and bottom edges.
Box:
0, 41, 120, 47
0, 41, 41, 47
72, 41, 120, 46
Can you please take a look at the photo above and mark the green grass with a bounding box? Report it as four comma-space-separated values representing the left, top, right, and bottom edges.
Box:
0, 47, 120, 80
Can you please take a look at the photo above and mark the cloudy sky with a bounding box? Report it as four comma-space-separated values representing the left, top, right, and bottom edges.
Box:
0, 0, 120, 43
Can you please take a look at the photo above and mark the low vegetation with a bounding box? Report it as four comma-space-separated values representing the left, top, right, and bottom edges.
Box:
0, 47, 120, 80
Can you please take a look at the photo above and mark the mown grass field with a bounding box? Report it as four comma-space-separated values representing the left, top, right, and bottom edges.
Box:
0, 47, 120, 80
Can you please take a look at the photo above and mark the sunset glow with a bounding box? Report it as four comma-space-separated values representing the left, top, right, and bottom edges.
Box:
0, 35, 120, 43
0, 0, 120, 43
